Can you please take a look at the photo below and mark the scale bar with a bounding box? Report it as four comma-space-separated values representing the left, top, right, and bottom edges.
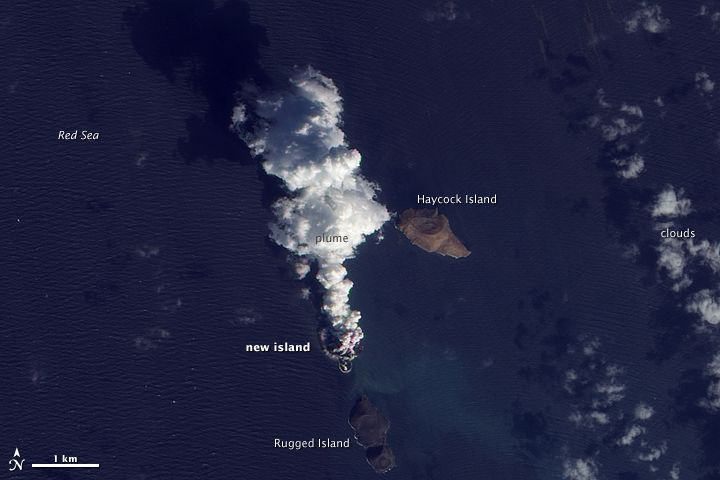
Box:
32, 464, 100, 468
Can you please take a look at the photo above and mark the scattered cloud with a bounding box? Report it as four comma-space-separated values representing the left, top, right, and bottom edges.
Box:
424, 1, 467, 22
563, 458, 598, 480
136, 244, 160, 258
695, 71, 715, 94
600, 118, 642, 141
656, 235, 720, 298
704, 377, 720, 410
559, 338, 672, 472
625, 3, 671, 34
596, 88, 612, 108
135, 151, 148, 168
569, 410, 610, 427
701, 353, 720, 410
159, 297, 182, 313
688, 240, 720, 273
582, 335, 601, 356
620, 103, 644, 118
594, 374, 627, 408
230, 307, 262, 326
133, 327, 171, 350
651, 186, 693, 218
612, 153, 646, 179
294, 258, 311, 279
636, 440, 668, 462
617, 424, 646, 446
669, 462, 681, 480
587, 97, 648, 179
564, 369, 579, 394
686, 288, 720, 325
656, 237, 693, 290
634, 402, 655, 420
564, 342, 627, 411
698, 4, 720, 31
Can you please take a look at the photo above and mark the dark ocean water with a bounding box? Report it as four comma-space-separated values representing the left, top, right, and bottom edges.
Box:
3, 1, 720, 479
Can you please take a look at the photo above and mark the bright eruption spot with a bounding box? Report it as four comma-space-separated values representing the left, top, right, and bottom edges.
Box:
232, 67, 390, 364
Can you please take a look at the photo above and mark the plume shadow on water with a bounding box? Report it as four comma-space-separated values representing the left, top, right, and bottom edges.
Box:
258, 167, 289, 209
123, 0, 268, 163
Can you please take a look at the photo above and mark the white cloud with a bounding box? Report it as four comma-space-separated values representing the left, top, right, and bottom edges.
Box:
708, 353, 720, 377
569, 410, 611, 427
424, 1, 466, 22
593, 366, 626, 407
620, 103, 644, 118
606, 364, 624, 377
612, 153, 645, 179
700, 354, 720, 411
656, 237, 692, 291
593, 380, 626, 407
625, 3, 671, 34
656, 236, 720, 296
568, 412, 584, 426
135, 244, 160, 258
600, 118, 642, 141
669, 462, 681, 480
651, 186, 693, 218
711, 12, 720, 30
294, 258, 311, 279
688, 240, 720, 273
588, 411, 610, 425
637, 440, 668, 462
564, 369, 579, 394
133, 328, 171, 351
696, 71, 715, 94
563, 458, 598, 480
233, 67, 390, 362
617, 424, 646, 446
582, 336, 601, 356
230, 103, 246, 125
596, 88, 612, 108
698, 5, 720, 31
584, 114, 601, 129
589, 102, 646, 176
686, 288, 720, 325
703, 379, 720, 410
634, 402, 655, 420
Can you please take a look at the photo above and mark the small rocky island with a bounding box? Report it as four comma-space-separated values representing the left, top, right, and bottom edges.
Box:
397, 208, 471, 258
349, 395, 396, 473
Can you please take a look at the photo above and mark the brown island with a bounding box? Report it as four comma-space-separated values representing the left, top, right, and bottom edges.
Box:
397, 208, 471, 258
349, 395, 396, 474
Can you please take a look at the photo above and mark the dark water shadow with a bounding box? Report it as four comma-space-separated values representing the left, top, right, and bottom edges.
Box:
124, 0, 269, 163
671, 367, 720, 469
518, 313, 577, 387
511, 401, 555, 459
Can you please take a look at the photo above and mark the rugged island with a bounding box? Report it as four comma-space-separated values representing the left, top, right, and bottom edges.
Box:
349, 395, 396, 473
397, 208, 471, 258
